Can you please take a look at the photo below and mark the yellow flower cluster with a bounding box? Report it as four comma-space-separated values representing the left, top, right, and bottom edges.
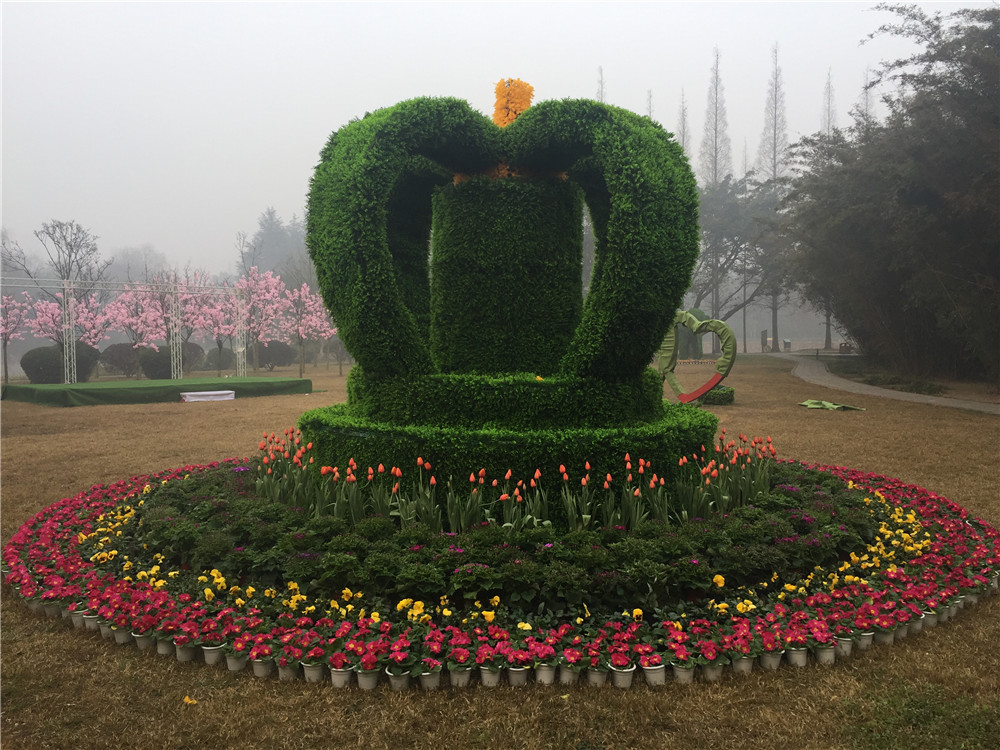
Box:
493, 78, 534, 127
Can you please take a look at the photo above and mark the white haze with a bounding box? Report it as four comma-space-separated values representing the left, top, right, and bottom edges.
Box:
1, 1, 986, 276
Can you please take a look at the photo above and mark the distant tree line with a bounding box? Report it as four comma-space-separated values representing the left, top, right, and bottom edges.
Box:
782, 5, 998, 378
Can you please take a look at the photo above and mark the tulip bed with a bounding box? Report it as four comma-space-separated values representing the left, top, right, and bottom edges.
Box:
4, 447, 998, 687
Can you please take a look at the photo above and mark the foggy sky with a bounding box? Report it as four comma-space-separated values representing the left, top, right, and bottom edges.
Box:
2, 1, 986, 277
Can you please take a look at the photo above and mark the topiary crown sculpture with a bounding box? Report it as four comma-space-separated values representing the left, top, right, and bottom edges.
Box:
299, 80, 717, 488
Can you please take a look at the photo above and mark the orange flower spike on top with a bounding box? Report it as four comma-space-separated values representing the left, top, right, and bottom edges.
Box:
493, 78, 534, 127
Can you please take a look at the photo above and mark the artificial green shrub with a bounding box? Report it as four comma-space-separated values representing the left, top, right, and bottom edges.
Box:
303, 90, 702, 486
307, 96, 698, 384
345, 365, 665, 428
298, 400, 716, 492
700, 385, 735, 405
20, 342, 99, 384
429, 177, 583, 375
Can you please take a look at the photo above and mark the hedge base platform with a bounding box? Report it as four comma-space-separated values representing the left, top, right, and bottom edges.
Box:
1, 378, 312, 407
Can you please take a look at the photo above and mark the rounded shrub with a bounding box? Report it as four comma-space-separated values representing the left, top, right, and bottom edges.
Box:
20, 342, 99, 384
203, 347, 235, 372
258, 340, 295, 370
139, 343, 205, 379
138, 347, 171, 380
100, 343, 140, 378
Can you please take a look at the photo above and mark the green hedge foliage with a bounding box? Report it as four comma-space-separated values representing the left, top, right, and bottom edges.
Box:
20, 342, 99, 384
700, 386, 735, 405
304, 92, 702, 481
344, 365, 665, 429
298, 400, 717, 495
138, 343, 205, 380
429, 177, 583, 375
306, 94, 698, 388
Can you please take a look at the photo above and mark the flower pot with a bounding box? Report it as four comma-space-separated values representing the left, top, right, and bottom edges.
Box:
610, 664, 636, 689
226, 653, 248, 673
448, 667, 473, 689
759, 651, 784, 671
909, 614, 925, 635
855, 631, 875, 651
991, 572, 998, 591
385, 667, 410, 691
278, 663, 299, 681
419, 670, 442, 691
873, 630, 894, 646
731, 656, 754, 675
175, 642, 198, 662
71, 610, 87, 629
508, 666, 529, 687
894, 622, 910, 641
82, 614, 100, 632
672, 664, 695, 684
329, 667, 352, 688
938, 605, 951, 623
113, 628, 134, 646
922, 610, 939, 628
26, 598, 44, 614
356, 668, 380, 691
873, 630, 896, 646
813, 645, 836, 666
955, 595, 967, 610
99, 622, 113, 640
302, 662, 325, 683
701, 663, 724, 682
786, 647, 808, 668
479, 666, 502, 688
642, 664, 667, 686
834, 637, 854, 659
202, 645, 225, 666
43, 602, 62, 619
585, 668, 607, 688
156, 638, 175, 656
132, 633, 154, 652
947, 602, 959, 619
557, 666, 579, 686
251, 659, 275, 679
965, 592, 979, 606
535, 664, 556, 685
62, 606, 73, 620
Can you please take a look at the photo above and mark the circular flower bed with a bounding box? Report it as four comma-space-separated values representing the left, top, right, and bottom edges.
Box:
3, 454, 998, 689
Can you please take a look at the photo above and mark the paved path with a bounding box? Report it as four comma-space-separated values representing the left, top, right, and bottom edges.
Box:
772, 353, 1000, 416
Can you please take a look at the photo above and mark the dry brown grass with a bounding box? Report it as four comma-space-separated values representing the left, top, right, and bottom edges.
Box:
2, 356, 998, 750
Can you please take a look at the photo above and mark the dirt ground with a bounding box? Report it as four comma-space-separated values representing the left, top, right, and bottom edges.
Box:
1, 356, 998, 750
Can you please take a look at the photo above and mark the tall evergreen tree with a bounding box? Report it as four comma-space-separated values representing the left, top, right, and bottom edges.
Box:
757, 44, 790, 182
676, 89, 691, 158
698, 48, 733, 187
755, 43, 791, 352
821, 68, 837, 136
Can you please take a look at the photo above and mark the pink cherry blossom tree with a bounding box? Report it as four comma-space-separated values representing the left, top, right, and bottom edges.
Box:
1, 292, 32, 384
28, 294, 111, 349
282, 283, 335, 377
235, 267, 290, 372
186, 285, 241, 376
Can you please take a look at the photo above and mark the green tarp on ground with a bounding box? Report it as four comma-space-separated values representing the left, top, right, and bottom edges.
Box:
1, 378, 312, 407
